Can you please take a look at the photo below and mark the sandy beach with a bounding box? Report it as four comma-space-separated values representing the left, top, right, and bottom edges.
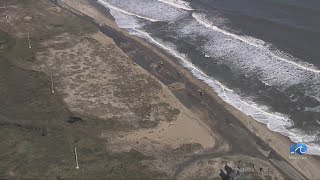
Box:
0, 0, 319, 179
59, 0, 320, 179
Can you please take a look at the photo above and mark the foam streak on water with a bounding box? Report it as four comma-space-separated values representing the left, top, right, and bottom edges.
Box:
101, 0, 189, 22
157, 0, 193, 11
98, 0, 159, 22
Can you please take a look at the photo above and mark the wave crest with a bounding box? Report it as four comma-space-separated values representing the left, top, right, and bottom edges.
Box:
158, 0, 193, 11
192, 13, 320, 73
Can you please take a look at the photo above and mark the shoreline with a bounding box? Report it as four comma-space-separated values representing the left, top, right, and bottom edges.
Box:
57, 0, 320, 179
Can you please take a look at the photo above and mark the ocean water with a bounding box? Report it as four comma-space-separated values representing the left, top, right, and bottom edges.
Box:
98, 0, 320, 155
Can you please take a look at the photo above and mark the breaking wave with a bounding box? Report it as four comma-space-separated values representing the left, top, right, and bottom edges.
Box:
100, 0, 189, 22
98, 0, 159, 22
157, 0, 193, 11
131, 27, 320, 155
192, 13, 320, 73
99, 0, 320, 155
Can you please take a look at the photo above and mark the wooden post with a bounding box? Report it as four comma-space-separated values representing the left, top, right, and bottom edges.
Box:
75, 147, 79, 170
4, 0, 8, 18
51, 75, 55, 94
27, 33, 31, 48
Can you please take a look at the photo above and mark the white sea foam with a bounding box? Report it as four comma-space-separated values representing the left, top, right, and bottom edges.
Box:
179, 13, 320, 94
157, 0, 193, 11
101, 3, 320, 156
192, 13, 320, 73
101, 0, 189, 22
306, 106, 320, 113
98, 0, 159, 22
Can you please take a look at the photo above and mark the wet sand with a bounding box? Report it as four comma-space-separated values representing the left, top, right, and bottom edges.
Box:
56, 0, 320, 179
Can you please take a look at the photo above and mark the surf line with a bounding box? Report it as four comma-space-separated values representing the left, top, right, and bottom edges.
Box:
98, 0, 160, 22
131, 26, 234, 101
157, 0, 193, 11
132, 26, 320, 156
236, 97, 291, 123
131, 26, 296, 127
132, 26, 232, 91
192, 13, 320, 73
